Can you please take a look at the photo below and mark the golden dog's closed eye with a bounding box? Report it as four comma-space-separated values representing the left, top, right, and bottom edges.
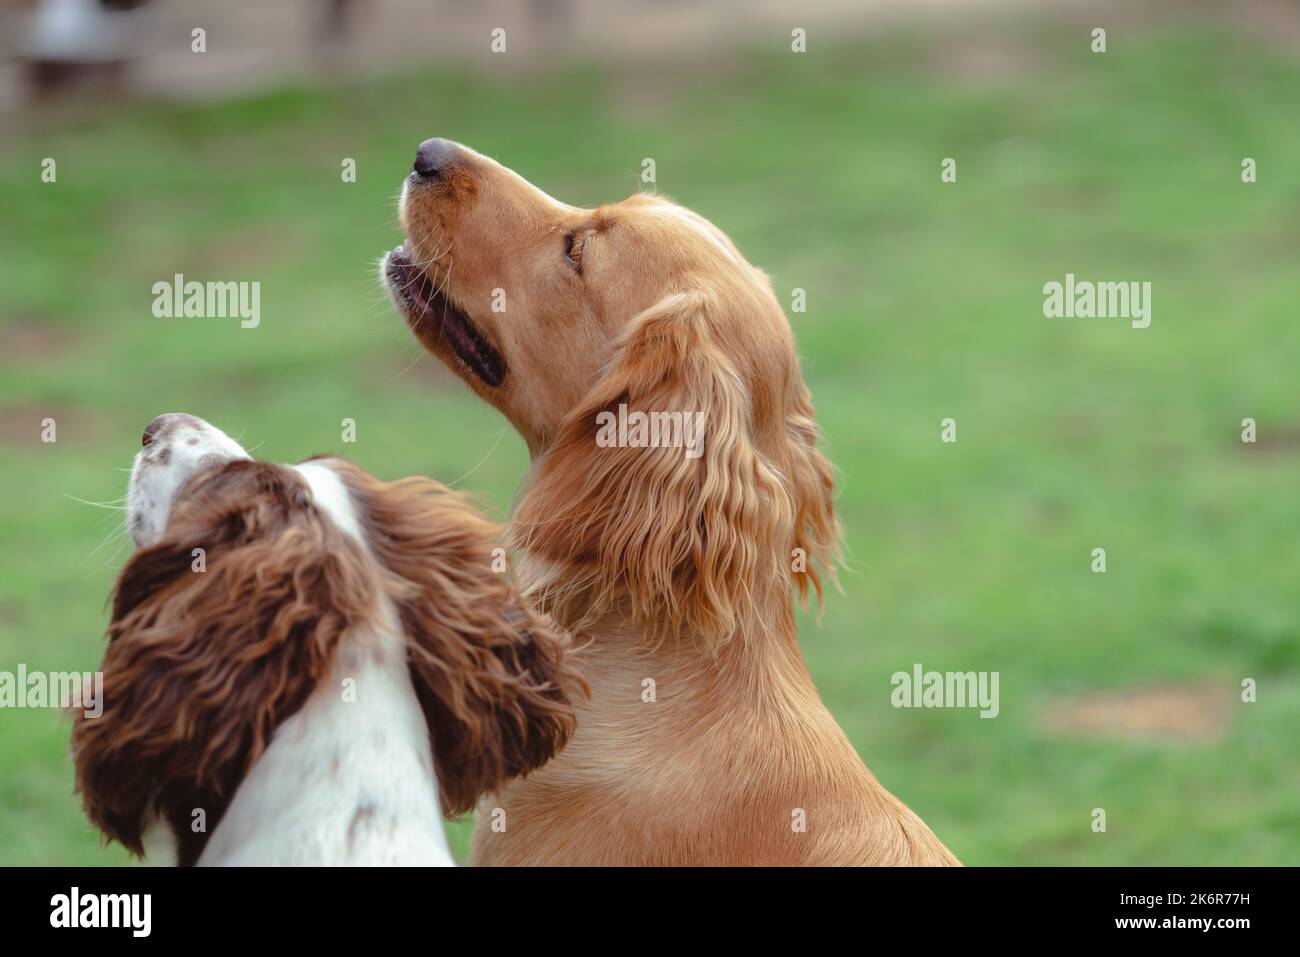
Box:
563, 230, 585, 271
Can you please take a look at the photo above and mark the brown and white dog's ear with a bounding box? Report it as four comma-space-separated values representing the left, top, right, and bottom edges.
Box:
72, 461, 376, 863
511, 289, 841, 650
334, 462, 582, 817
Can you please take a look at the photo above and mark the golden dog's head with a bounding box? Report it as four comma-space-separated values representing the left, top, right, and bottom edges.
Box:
383, 139, 840, 646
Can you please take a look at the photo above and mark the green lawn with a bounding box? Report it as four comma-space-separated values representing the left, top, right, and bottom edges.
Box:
2, 16, 1298, 865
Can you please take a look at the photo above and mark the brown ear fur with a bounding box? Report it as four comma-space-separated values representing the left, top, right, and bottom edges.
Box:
511, 289, 841, 648
333, 461, 582, 816
72, 461, 377, 863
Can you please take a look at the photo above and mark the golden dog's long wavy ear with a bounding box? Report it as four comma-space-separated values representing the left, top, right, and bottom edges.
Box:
783, 375, 842, 610
512, 289, 840, 649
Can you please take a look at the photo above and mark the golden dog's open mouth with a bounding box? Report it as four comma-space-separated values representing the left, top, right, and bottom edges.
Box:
384, 247, 506, 387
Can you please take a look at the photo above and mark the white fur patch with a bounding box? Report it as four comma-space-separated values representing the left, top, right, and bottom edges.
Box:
293, 460, 365, 544
127, 414, 251, 547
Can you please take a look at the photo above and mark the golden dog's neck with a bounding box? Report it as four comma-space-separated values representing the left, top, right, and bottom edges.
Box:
517, 557, 844, 768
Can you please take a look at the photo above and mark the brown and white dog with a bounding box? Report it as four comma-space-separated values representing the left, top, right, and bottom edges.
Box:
381, 140, 958, 865
72, 413, 579, 866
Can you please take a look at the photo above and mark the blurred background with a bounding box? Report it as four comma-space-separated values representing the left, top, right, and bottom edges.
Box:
1, 0, 1297, 865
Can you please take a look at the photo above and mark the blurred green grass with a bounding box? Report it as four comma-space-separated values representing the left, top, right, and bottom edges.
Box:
2, 17, 1298, 865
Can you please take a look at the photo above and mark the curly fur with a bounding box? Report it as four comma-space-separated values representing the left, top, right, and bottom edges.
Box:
332, 460, 584, 815
511, 288, 841, 649
73, 456, 581, 864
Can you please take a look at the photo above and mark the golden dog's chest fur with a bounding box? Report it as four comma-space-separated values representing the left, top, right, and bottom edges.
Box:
471, 621, 957, 866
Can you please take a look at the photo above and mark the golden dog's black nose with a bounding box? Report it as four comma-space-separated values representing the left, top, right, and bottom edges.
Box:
413, 138, 459, 180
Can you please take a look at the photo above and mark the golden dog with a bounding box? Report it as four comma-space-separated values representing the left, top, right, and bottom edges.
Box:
382, 139, 957, 865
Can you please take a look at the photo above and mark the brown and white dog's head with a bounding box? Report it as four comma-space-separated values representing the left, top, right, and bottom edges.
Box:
74, 413, 579, 862
381, 140, 841, 646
